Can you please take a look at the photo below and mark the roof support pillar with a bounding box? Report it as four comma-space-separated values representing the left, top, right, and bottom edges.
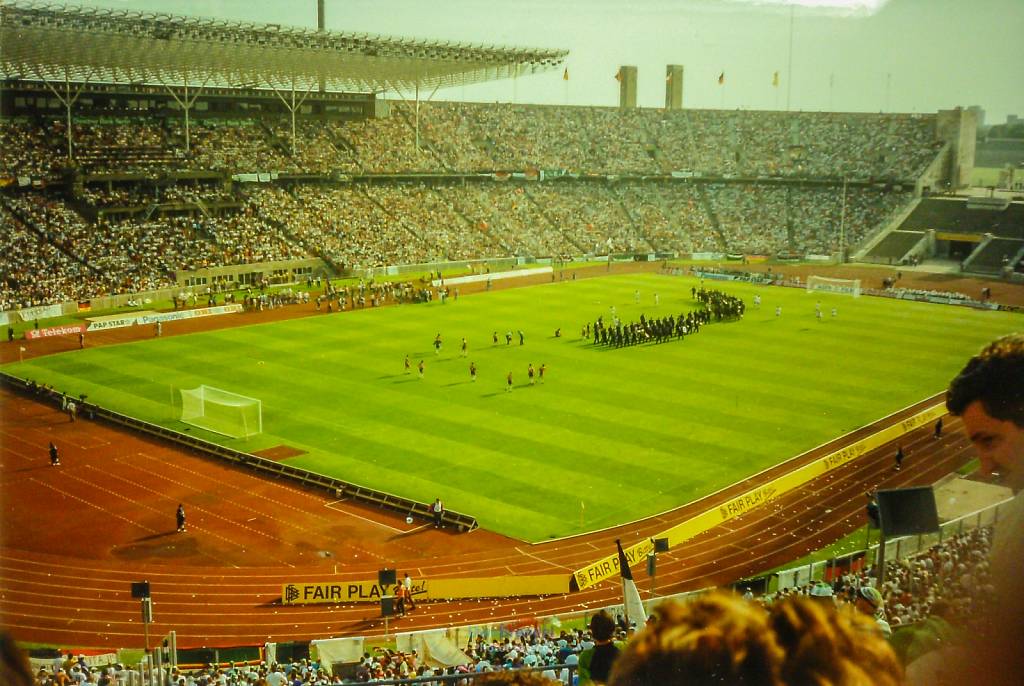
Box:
272, 78, 315, 156
161, 72, 209, 155
387, 80, 439, 153
40, 67, 92, 161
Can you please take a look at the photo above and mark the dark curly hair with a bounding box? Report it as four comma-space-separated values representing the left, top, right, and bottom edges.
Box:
609, 592, 784, 686
946, 333, 1024, 426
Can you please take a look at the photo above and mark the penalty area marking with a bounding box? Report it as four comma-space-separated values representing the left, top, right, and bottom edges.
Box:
325, 499, 402, 533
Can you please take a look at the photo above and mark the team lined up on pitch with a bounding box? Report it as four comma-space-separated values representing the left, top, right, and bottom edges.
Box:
587, 288, 745, 348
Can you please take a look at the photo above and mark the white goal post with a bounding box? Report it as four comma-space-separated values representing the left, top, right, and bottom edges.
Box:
806, 275, 861, 298
179, 385, 262, 438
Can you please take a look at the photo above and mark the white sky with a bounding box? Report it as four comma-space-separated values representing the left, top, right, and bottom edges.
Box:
67, 0, 1024, 123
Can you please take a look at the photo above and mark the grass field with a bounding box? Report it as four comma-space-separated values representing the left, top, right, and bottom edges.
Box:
4, 273, 1018, 541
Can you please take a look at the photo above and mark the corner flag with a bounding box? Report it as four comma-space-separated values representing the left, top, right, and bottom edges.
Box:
616, 539, 646, 627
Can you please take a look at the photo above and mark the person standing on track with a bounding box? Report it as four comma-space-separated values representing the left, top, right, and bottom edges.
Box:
894, 445, 904, 471
49, 442, 60, 466
176, 504, 186, 533
431, 498, 444, 528
402, 572, 416, 612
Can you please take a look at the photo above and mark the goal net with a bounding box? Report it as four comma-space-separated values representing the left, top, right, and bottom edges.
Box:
806, 275, 861, 298
179, 385, 262, 438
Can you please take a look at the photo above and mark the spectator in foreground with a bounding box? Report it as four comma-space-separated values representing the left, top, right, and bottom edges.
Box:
853, 585, 893, 638
608, 592, 785, 686
609, 592, 904, 686
769, 597, 903, 686
578, 610, 622, 685
0, 632, 33, 686
922, 332, 1024, 684
946, 333, 1024, 495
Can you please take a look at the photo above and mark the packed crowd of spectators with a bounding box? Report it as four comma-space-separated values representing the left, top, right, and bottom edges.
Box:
705, 183, 912, 255
361, 183, 499, 261
526, 183, 649, 255
0, 190, 308, 308
62, 119, 174, 173
0, 202, 99, 310
177, 120, 291, 173
880, 527, 993, 630
0, 102, 938, 309
0, 177, 912, 308
753, 526, 996, 674
2, 193, 123, 300
244, 185, 418, 269
655, 109, 940, 180
1, 105, 940, 181
0, 118, 58, 179
201, 207, 307, 265
79, 185, 153, 208
78, 182, 233, 210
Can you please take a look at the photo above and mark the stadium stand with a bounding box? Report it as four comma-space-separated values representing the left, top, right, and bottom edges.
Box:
965, 236, 1024, 274
0, 201, 98, 310
900, 198, 1024, 238
0, 181, 911, 309
864, 230, 928, 264
1, 101, 939, 311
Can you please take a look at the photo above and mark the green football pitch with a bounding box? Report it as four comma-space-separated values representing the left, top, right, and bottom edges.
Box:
5, 274, 1018, 541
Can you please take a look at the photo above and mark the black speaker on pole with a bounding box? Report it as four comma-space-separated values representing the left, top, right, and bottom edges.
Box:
876, 486, 939, 537
131, 581, 151, 599
654, 537, 670, 552
378, 568, 397, 586
380, 597, 395, 617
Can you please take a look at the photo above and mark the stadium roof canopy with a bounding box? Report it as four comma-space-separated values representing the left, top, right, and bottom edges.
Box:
0, 1, 569, 94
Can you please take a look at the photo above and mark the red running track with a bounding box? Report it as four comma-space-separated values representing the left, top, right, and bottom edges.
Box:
0, 384, 973, 649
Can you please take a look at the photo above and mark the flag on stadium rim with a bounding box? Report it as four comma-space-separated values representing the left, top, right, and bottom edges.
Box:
563, 68, 569, 81
615, 68, 622, 82
718, 71, 725, 85
616, 539, 646, 628
772, 71, 779, 87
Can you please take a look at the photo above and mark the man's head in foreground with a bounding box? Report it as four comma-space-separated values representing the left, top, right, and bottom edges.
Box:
947, 333, 1024, 492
